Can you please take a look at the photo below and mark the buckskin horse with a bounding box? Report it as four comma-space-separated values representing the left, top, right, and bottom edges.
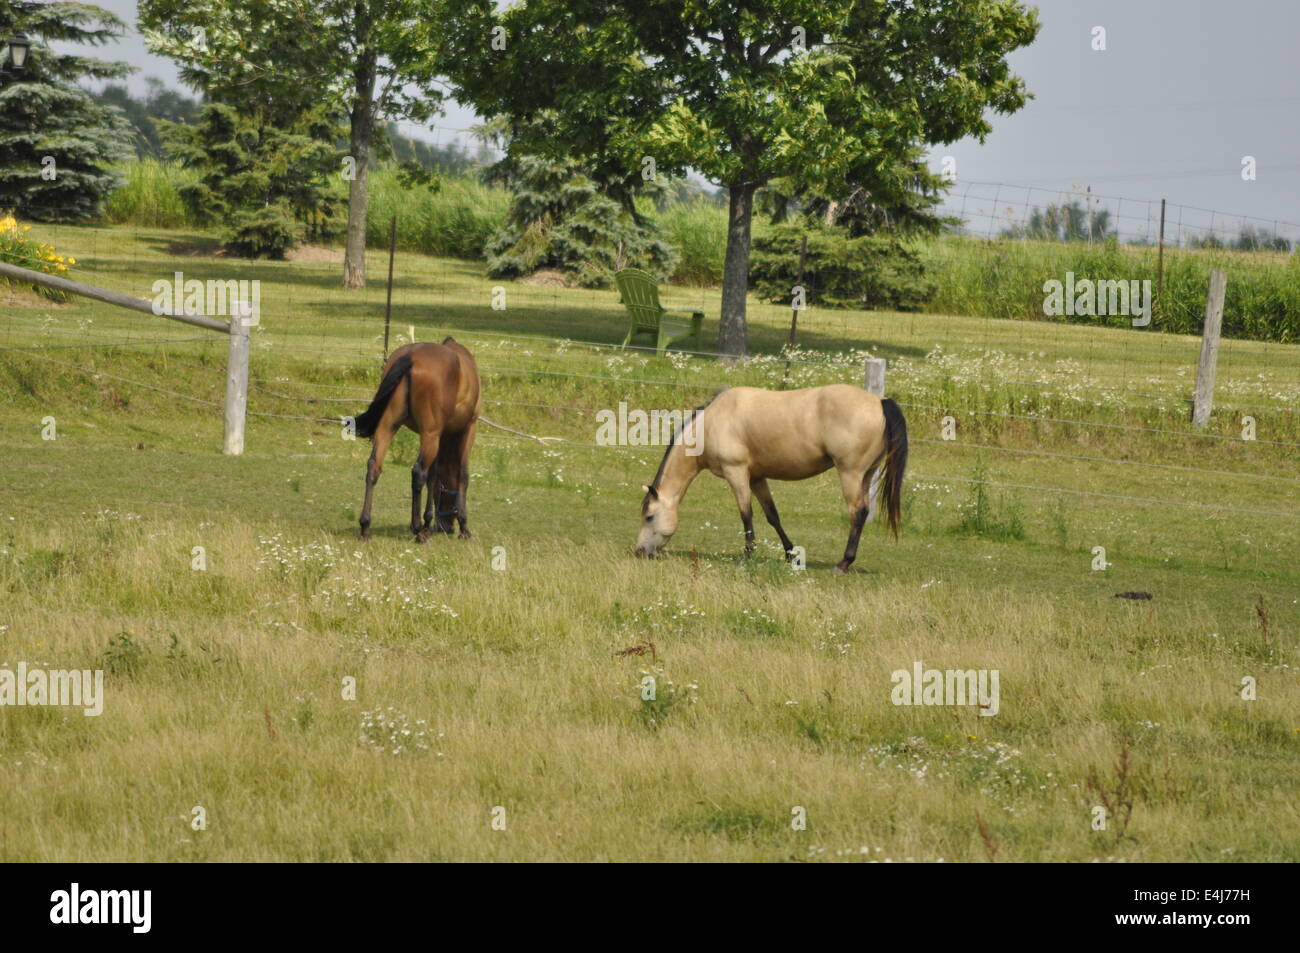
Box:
635, 384, 908, 572
352, 339, 481, 542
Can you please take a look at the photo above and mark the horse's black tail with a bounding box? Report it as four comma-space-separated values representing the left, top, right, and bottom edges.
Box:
879, 397, 909, 540
353, 354, 413, 439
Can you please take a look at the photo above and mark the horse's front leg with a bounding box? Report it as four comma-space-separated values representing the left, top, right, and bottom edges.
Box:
422, 470, 436, 531
751, 478, 796, 559
723, 467, 756, 556
433, 454, 460, 536
359, 427, 394, 541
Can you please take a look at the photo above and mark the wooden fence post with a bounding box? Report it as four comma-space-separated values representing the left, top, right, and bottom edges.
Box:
864, 357, 886, 396
224, 300, 251, 455
863, 357, 887, 519
1192, 269, 1226, 428
857, 356, 889, 520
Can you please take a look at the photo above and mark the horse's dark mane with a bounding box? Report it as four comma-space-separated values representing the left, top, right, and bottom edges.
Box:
642, 390, 724, 512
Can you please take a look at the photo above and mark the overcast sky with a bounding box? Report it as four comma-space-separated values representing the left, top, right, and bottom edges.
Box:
65, 0, 1300, 233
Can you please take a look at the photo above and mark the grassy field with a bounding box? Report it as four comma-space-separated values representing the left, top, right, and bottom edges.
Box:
0, 224, 1297, 861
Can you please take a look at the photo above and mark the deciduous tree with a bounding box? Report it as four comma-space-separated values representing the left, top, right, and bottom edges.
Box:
445, 0, 1039, 357
140, 0, 446, 287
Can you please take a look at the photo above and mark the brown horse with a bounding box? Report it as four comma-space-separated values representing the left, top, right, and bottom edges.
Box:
353, 339, 481, 542
635, 384, 908, 572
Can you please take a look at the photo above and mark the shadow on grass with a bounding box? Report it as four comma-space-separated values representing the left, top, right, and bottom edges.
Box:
638, 547, 880, 574
73, 236, 932, 362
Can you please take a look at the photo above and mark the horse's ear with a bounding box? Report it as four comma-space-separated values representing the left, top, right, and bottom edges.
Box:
642, 484, 658, 499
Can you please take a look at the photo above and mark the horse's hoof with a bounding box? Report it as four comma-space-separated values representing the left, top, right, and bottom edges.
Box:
458, 530, 472, 540
415, 530, 430, 544
359, 531, 371, 543
833, 563, 849, 574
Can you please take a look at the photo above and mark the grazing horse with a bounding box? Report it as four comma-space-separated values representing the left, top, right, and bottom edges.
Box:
352, 339, 481, 542
635, 384, 908, 573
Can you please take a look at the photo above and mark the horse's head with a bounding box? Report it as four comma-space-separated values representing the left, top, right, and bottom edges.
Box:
635, 484, 678, 558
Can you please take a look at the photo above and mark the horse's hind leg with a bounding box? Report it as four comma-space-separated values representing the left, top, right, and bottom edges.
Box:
359, 425, 395, 541
751, 478, 796, 559
412, 430, 441, 542
834, 467, 869, 574
455, 421, 477, 539
865, 465, 882, 523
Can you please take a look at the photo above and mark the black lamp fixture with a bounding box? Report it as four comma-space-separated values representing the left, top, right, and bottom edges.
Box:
4, 31, 30, 73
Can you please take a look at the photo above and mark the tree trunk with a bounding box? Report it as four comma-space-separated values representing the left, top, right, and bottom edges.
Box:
718, 182, 756, 360
342, 59, 377, 290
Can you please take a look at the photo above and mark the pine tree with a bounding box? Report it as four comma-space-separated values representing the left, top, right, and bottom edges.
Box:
479, 112, 678, 291
752, 148, 950, 311
485, 152, 678, 288
0, 0, 132, 220
160, 102, 346, 258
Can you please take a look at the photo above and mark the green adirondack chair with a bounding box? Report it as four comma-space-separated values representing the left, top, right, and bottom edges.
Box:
615, 268, 704, 356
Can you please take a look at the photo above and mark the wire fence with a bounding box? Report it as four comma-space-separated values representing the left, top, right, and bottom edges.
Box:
6, 232, 1295, 396
11, 329, 1298, 523
5, 225, 1299, 430
936, 179, 1300, 250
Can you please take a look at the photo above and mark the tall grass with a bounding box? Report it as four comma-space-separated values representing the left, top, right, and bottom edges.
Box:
922, 235, 1300, 342
99, 159, 198, 229
97, 160, 507, 260
366, 167, 508, 259
652, 200, 732, 286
